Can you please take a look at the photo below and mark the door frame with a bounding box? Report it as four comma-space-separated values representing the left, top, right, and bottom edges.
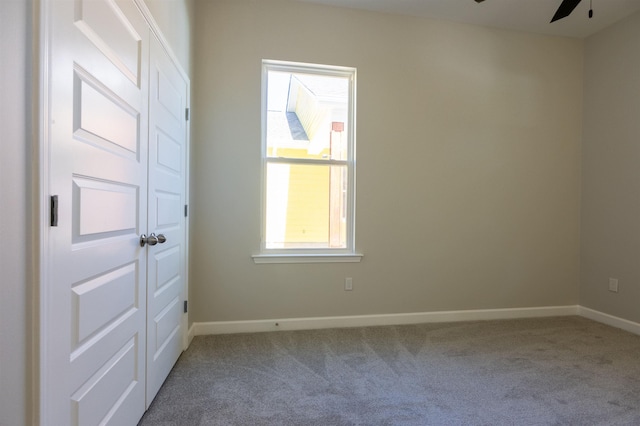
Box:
36, 0, 191, 423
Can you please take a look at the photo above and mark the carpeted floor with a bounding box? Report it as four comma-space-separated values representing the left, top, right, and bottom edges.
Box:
138, 316, 640, 425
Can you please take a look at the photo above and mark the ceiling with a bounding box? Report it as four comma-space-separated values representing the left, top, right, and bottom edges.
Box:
293, 0, 640, 38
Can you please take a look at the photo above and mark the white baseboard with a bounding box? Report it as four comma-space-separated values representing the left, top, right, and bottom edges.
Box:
188, 322, 196, 344
578, 306, 640, 336
192, 305, 580, 336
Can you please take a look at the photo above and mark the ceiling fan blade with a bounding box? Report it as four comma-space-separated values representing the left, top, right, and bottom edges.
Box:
550, 0, 582, 22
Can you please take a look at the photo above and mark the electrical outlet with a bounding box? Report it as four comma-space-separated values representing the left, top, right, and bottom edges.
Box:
345, 277, 353, 291
608, 278, 619, 293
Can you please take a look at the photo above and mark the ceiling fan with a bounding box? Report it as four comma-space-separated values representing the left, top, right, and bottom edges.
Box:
474, 0, 592, 23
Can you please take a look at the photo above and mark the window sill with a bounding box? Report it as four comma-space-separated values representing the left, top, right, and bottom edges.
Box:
252, 253, 363, 264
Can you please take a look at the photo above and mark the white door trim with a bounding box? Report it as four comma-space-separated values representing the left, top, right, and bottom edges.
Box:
37, 0, 51, 422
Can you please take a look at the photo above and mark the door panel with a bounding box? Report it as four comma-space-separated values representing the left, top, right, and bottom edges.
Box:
154, 297, 182, 351
74, 0, 144, 85
156, 192, 182, 227
73, 177, 138, 236
146, 34, 189, 406
71, 337, 139, 426
71, 262, 137, 344
75, 76, 140, 153
156, 130, 182, 172
47, 0, 149, 424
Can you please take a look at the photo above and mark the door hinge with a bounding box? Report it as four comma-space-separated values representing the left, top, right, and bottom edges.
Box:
185, 108, 190, 121
50, 195, 58, 227
183, 300, 188, 313
184, 204, 188, 217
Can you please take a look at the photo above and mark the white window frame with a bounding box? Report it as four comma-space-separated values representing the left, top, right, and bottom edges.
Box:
253, 60, 362, 264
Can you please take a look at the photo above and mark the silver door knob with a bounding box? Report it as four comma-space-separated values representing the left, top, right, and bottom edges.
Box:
140, 233, 155, 246
140, 233, 167, 247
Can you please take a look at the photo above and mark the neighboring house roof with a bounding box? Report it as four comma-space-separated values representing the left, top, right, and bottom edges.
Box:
294, 74, 348, 103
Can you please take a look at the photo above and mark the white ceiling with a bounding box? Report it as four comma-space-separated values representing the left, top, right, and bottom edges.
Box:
293, 0, 640, 38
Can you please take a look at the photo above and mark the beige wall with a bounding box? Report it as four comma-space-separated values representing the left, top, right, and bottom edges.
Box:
1, 1, 33, 424
191, 0, 583, 323
581, 11, 640, 323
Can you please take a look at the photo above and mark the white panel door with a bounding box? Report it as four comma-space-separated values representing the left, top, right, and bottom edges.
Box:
145, 34, 189, 407
46, 0, 149, 424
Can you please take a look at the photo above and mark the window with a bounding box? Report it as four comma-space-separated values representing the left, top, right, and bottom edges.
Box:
253, 60, 361, 263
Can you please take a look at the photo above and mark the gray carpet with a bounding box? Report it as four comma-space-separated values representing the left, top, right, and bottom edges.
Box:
138, 316, 640, 425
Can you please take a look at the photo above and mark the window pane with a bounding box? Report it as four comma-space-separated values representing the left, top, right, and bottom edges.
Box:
266, 71, 349, 161
265, 162, 348, 249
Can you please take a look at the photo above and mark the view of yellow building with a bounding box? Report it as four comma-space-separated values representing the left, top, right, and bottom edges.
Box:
265, 72, 349, 248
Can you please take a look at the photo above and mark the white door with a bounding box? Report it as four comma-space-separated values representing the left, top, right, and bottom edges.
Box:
145, 34, 189, 406
45, 0, 149, 424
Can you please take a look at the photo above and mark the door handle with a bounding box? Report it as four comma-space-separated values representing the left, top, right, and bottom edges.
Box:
140, 233, 167, 247
140, 233, 156, 247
